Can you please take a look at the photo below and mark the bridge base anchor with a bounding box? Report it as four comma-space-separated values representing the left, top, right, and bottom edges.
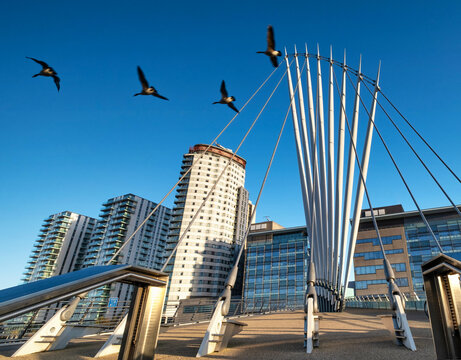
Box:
379, 295, 416, 351
304, 297, 320, 353
196, 300, 247, 357
12, 293, 86, 357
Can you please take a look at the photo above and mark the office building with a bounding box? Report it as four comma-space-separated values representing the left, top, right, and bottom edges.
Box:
243, 221, 310, 309
164, 144, 250, 309
354, 205, 414, 297
23, 211, 97, 282
357, 204, 461, 299
83, 194, 171, 316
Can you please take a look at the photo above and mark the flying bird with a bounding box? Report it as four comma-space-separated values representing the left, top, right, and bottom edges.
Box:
256, 25, 282, 67
26, 57, 60, 91
213, 80, 239, 113
134, 66, 168, 100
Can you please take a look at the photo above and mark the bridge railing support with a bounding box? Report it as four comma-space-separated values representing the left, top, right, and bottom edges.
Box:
422, 254, 461, 359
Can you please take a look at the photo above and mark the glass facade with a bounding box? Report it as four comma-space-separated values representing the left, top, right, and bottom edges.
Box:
355, 262, 406, 275
358, 205, 461, 299
354, 248, 403, 260
243, 228, 309, 310
356, 235, 401, 246
404, 216, 461, 298
355, 277, 408, 290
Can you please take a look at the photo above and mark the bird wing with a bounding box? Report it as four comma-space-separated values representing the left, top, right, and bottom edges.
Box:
26, 57, 49, 68
267, 25, 276, 50
153, 92, 169, 101
227, 102, 239, 113
270, 56, 279, 68
220, 80, 228, 97
137, 66, 149, 90
53, 76, 60, 91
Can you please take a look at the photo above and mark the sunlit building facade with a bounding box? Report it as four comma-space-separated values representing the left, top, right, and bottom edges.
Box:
23, 211, 97, 282
357, 204, 461, 299
243, 222, 309, 309
164, 144, 250, 311
83, 193, 171, 317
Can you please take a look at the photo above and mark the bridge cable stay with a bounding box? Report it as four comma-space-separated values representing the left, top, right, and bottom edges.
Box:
344, 70, 444, 254
296, 54, 390, 301
302, 46, 332, 293
291, 46, 319, 284
315, 46, 330, 287
306, 45, 323, 284
360, 80, 461, 220
337, 56, 363, 299
289, 48, 324, 326
378, 91, 461, 184
286, 52, 377, 85
97, 60, 297, 358
327, 47, 336, 299
306, 48, 322, 284
107, 64, 284, 266
291, 47, 315, 265
332, 66, 417, 351
298, 51, 380, 351
333, 50, 347, 292
340, 62, 380, 300
309, 50, 320, 285
196, 56, 307, 357
299, 49, 324, 351
296, 47, 335, 316
295, 48, 322, 317
18, 62, 287, 359
161, 60, 293, 273
313, 48, 330, 308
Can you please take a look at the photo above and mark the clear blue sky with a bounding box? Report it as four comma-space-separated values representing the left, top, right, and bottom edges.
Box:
1, 1, 460, 289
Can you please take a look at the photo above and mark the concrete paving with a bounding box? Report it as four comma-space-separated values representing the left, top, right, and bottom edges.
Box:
0, 309, 436, 360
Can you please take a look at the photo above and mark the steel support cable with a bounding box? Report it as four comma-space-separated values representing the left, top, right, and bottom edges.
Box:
286, 53, 376, 85
161, 59, 294, 272
331, 67, 387, 269
344, 70, 444, 253
299, 51, 320, 276
315, 52, 331, 285
361, 80, 461, 219
106, 64, 284, 266
234, 57, 306, 267
378, 90, 461, 184
307, 53, 324, 282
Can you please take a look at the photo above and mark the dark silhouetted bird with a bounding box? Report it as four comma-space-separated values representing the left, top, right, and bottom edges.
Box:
134, 66, 168, 100
213, 80, 239, 113
256, 25, 282, 67
26, 57, 60, 91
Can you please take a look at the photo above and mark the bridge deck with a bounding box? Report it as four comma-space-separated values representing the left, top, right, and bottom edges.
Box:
0, 309, 434, 359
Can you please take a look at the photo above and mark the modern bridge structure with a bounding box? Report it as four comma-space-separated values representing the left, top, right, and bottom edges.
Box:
197, 46, 460, 356
1, 45, 460, 360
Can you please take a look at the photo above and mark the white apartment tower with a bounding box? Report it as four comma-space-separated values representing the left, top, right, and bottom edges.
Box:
83, 194, 171, 316
23, 211, 97, 282
165, 144, 249, 307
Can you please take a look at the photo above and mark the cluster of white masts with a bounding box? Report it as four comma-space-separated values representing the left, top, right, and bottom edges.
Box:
285, 45, 380, 300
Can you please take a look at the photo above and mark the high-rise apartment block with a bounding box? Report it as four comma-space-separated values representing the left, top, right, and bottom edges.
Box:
22, 194, 171, 320
23, 211, 97, 282
83, 194, 171, 313
83, 194, 171, 269
165, 144, 250, 307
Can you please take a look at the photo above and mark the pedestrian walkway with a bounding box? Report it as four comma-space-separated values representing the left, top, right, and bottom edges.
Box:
0, 309, 435, 360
